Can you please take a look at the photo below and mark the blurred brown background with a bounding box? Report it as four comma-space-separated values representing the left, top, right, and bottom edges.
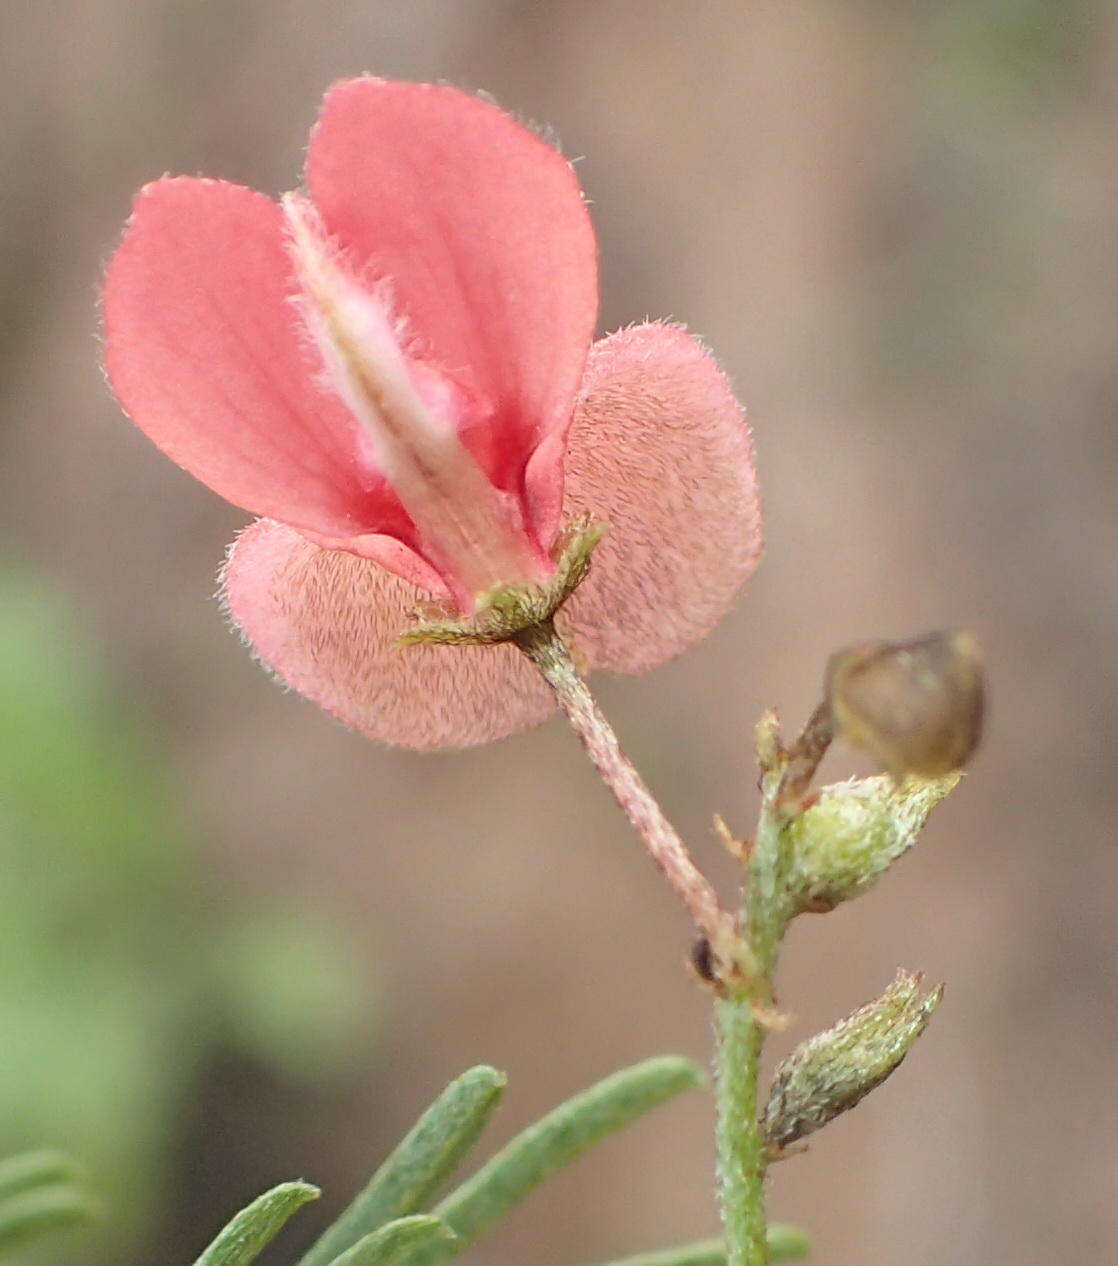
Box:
2, 1, 1116, 1263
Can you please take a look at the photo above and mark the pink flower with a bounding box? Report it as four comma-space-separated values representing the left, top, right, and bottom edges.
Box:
103, 78, 762, 749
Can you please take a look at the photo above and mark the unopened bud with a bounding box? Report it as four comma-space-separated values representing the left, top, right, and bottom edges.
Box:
786, 772, 959, 914
762, 970, 942, 1152
826, 631, 983, 779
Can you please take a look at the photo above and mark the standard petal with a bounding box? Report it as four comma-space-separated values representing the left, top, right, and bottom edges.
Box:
306, 78, 598, 498
103, 177, 405, 541
558, 323, 762, 673
223, 519, 555, 750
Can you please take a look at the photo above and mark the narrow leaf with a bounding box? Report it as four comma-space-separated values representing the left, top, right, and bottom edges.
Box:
577, 1240, 724, 1266
0, 1152, 78, 1204
298, 1066, 506, 1266
571, 1224, 810, 1266
194, 1181, 319, 1266
0, 1184, 98, 1251
399, 1055, 703, 1266
328, 1215, 455, 1266
767, 1224, 812, 1261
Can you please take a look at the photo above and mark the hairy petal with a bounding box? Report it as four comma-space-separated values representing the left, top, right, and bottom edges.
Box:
223, 519, 554, 750
307, 77, 598, 496
559, 323, 762, 672
103, 178, 424, 543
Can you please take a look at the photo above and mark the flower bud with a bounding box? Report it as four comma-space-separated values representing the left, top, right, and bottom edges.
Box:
761, 970, 942, 1152
786, 772, 959, 914
826, 630, 984, 779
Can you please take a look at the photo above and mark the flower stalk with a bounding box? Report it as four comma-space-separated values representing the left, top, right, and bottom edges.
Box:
513, 619, 736, 957
516, 619, 795, 1266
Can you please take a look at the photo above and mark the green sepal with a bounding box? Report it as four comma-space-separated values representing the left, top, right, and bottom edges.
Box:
193, 1181, 320, 1266
326, 1216, 455, 1266
399, 516, 606, 647
762, 971, 942, 1152
298, 1066, 505, 1266
395, 1056, 702, 1266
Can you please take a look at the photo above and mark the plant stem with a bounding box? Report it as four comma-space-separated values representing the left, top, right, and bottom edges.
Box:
715, 764, 790, 1266
517, 619, 791, 1266
519, 613, 942, 1260
714, 995, 767, 1266
514, 619, 735, 954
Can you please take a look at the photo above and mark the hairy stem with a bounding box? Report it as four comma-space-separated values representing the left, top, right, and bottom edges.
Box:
514, 619, 735, 957
715, 995, 766, 1266
517, 619, 793, 1266
716, 767, 789, 1266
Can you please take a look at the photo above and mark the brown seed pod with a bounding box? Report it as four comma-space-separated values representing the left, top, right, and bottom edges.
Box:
825, 631, 984, 779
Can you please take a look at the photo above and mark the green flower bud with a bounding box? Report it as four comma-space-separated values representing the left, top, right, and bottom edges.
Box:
761, 970, 942, 1152
786, 772, 959, 914
826, 630, 984, 779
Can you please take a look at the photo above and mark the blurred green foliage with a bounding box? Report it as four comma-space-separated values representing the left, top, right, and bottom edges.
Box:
0, 1150, 98, 1257
0, 570, 376, 1262
934, 0, 1096, 106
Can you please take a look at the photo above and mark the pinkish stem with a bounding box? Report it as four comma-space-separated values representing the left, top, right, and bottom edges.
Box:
514, 619, 736, 955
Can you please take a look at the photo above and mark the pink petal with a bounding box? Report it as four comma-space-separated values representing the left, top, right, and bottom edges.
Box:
103, 177, 416, 551
306, 78, 598, 502
223, 519, 555, 750
558, 323, 762, 672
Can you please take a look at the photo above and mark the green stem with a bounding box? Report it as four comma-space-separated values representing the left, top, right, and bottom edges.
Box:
715, 764, 790, 1266
715, 996, 766, 1266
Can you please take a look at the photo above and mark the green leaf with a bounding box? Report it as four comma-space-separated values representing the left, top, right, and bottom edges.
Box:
0, 1151, 78, 1203
0, 1184, 99, 1252
193, 1181, 319, 1266
298, 1066, 506, 1266
328, 1216, 455, 1266
767, 1225, 812, 1261
575, 1225, 810, 1266
399, 1055, 703, 1266
577, 1241, 725, 1266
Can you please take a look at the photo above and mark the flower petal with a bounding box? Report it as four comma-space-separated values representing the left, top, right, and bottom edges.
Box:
223, 519, 555, 750
558, 323, 762, 672
306, 78, 598, 501
103, 177, 412, 546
